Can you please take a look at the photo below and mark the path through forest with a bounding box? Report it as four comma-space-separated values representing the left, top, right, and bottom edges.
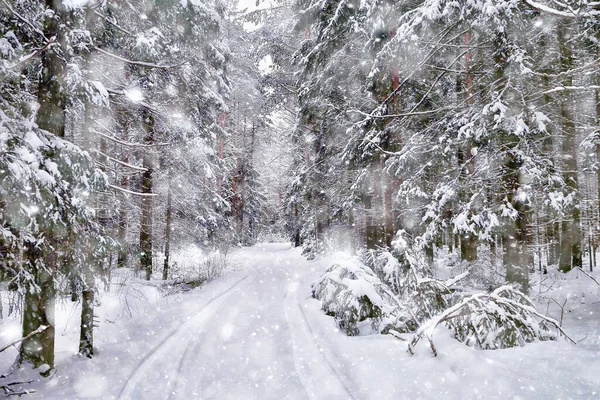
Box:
3, 243, 598, 399
114, 243, 600, 400
118, 243, 353, 400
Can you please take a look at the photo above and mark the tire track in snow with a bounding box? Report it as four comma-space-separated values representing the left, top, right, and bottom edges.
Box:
284, 291, 358, 400
118, 275, 249, 400
167, 331, 206, 400
166, 286, 242, 400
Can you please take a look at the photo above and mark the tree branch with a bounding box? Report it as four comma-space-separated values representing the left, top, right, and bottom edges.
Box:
9, 36, 56, 70
0, 325, 48, 354
94, 47, 188, 69
108, 184, 158, 197
522, 0, 600, 18
91, 149, 147, 171
1, 0, 47, 40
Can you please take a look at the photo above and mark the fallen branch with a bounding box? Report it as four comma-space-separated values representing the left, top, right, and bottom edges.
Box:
577, 267, 600, 286
1, 379, 35, 396
0, 325, 48, 354
549, 298, 568, 327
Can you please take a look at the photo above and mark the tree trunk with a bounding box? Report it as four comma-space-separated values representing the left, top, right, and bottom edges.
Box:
557, 23, 582, 272
36, 0, 66, 138
595, 31, 600, 273
502, 155, 531, 293
20, 242, 55, 372
78, 271, 95, 358
20, 0, 68, 371
162, 183, 172, 281
458, 31, 477, 262
139, 111, 155, 280
489, 236, 496, 267
383, 169, 394, 248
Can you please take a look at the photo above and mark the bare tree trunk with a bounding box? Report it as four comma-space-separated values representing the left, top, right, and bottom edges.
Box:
78, 269, 95, 358
20, 0, 67, 371
162, 181, 172, 281
458, 31, 477, 262
139, 110, 155, 280
20, 243, 55, 371
557, 23, 582, 272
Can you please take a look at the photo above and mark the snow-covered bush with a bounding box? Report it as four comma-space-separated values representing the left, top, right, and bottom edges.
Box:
360, 234, 455, 328
402, 271, 454, 326
359, 249, 407, 294
408, 286, 572, 355
312, 258, 411, 336
200, 250, 228, 282
315, 229, 571, 353
165, 245, 228, 285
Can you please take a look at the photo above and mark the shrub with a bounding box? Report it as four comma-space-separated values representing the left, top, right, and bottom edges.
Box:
408, 286, 573, 355
360, 246, 455, 329
312, 259, 412, 335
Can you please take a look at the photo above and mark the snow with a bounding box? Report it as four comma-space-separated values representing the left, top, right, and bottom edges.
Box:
62, 0, 90, 10
1, 244, 599, 398
124, 87, 145, 103
258, 55, 274, 75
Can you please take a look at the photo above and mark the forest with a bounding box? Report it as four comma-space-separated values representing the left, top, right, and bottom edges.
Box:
1, 0, 600, 398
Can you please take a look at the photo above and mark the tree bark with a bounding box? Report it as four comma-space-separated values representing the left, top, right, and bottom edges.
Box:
117, 118, 129, 269
458, 31, 477, 262
139, 110, 154, 280
20, 242, 55, 371
503, 154, 531, 293
78, 270, 95, 358
162, 182, 172, 281
21, 0, 67, 371
557, 23, 582, 272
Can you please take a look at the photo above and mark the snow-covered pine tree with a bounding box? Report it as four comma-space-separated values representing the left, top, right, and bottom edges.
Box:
0, 0, 111, 369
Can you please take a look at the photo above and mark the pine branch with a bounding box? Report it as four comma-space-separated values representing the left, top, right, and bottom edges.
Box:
91, 149, 147, 171
1, 0, 47, 40
94, 47, 189, 69
522, 0, 600, 18
107, 184, 158, 197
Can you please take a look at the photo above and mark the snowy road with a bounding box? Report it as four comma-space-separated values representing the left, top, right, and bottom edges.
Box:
118, 243, 353, 400
112, 244, 600, 400
5, 243, 598, 399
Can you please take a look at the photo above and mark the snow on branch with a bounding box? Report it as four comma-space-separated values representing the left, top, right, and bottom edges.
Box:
93, 123, 171, 148
522, 0, 600, 18
94, 47, 188, 69
542, 85, 600, 94
9, 36, 56, 69
91, 149, 147, 171
108, 184, 158, 197
1, 0, 47, 40
93, 10, 133, 36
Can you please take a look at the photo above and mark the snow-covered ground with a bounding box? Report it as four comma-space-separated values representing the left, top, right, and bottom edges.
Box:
1, 243, 599, 399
